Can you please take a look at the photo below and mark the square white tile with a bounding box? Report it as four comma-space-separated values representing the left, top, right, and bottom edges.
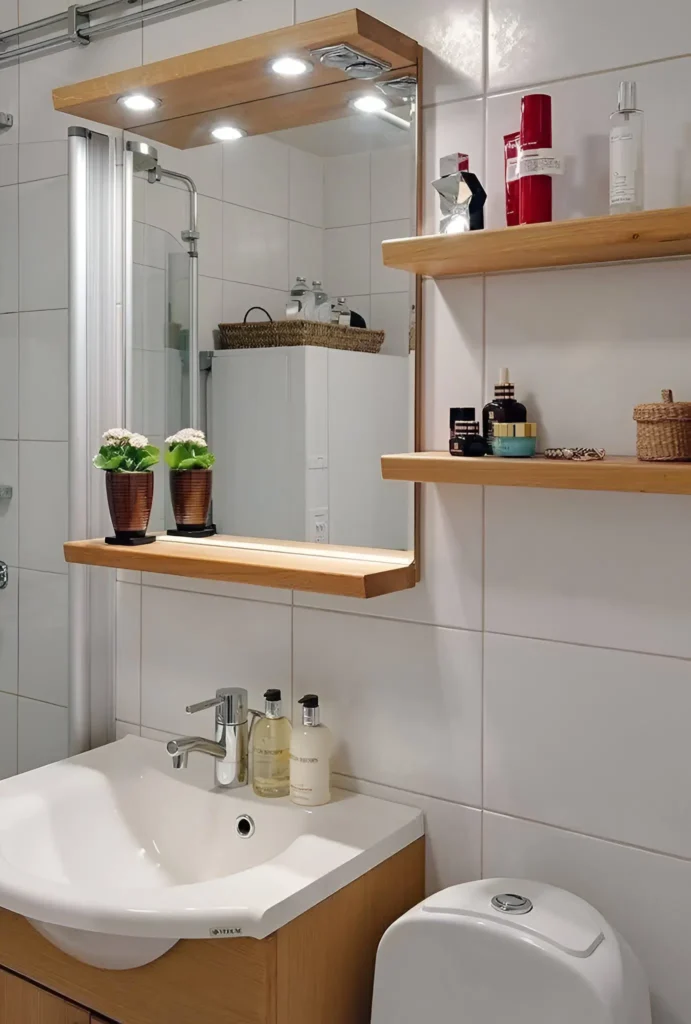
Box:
370, 292, 410, 357
483, 812, 691, 1024
295, 483, 484, 632
0, 145, 17, 187
223, 204, 289, 291
19, 309, 67, 440
18, 141, 67, 182
0, 441, 18, 568
484, 632, 691, 857
324, 153, 371, 228
0, 692, 17, 779
141, 573, 291, 605
17, 696, 68, 773
144, 180, 188, 240
335, 774, 482, 894
140, 587, 291, 735
489, 0, 691, 92
143, 0, 292, 62
223, 134, 290, 218
485, 487, 691, 659
0, 185, 18, 314
222, 281, 286, 324
289, 221, 324, 289
18, 568, 67, 706
370, 220, 410, 294
198, 275, 223, 352
289, 147, 324, 227
295, 0, 484, 105
293, 610, 483, 804
18, 176, 67, 311
116, 581, 141, 725
0, 314, 18, 440
197, 196, 223, 280
0, 566, 18, 696
371, 146, 414, 224
485, 260, 691, 455
324, 224, 370, 297
18, 440, 67, 574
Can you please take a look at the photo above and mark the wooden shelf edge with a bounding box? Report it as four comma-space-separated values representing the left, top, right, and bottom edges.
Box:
381, 206, 691, 278
64, 536, 416, 599
381, 452, 691, 495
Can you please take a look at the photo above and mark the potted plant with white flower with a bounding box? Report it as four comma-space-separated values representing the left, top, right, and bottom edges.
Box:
165, 428, 216, 536
93, 429, 160, 545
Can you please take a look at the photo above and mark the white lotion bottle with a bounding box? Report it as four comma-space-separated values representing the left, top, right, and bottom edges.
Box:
609, 80, 644, 214
289, 694, 332, 806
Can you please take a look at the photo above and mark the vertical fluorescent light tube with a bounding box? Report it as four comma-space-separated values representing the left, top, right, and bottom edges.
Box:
67, 127, 91, 755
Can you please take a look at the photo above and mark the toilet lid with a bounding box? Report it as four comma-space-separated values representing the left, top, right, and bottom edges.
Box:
422, 878, 605, 958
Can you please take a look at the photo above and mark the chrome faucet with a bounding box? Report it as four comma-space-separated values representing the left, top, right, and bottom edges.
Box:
166, 687, 258, 789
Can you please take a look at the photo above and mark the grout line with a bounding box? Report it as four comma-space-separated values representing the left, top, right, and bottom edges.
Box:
485, 628, 691, 663
334, 771, 482, 812
484, 807, 691, 866
140, 577, 292, 608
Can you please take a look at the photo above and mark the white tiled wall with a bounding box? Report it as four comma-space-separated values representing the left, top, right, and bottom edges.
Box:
3, 0, 691, 1019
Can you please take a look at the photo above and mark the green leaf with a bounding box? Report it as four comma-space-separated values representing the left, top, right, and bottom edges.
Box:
136, 455, 157, 471
93, 452, 124, 470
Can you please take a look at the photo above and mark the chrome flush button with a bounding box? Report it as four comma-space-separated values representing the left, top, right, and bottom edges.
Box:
491, 893, 533, 915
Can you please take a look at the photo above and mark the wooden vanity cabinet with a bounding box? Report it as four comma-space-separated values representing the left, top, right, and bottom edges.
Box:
0, 839, 424, 1024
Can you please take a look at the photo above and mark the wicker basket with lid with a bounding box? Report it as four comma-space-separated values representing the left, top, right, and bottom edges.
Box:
633, 389, 691, 461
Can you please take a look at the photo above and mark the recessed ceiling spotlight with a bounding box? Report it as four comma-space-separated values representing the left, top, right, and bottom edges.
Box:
270, 56, 312, 77
210, 125, 247, 142
352, 94, 388, 114
118, 94, 160, 113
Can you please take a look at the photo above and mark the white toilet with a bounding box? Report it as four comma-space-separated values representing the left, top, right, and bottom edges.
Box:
371, 878, 651, 1024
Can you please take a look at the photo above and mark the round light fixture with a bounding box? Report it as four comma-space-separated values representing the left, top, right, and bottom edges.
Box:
352, 94, 388, 114
211, 125, 247, 142
270, 56, 312, 77
118, 94, 160, 112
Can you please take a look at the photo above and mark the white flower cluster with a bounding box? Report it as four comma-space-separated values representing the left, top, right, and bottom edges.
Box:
166, 427, 207, 448
101, 428, 150, 448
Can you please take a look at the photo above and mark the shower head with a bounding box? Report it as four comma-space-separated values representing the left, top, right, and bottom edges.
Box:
126, 140, 159, 173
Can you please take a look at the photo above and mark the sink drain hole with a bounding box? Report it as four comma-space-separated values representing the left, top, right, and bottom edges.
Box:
236, 814, 255, 838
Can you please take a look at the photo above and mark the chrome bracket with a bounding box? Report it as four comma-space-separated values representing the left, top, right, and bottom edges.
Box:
67, 5, 90, 45
0, 562, 7, 591
0, 484, 12, 500
0, 113, 13, 132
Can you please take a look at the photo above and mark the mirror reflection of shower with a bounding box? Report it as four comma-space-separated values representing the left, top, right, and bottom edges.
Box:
127, 140, 200, 532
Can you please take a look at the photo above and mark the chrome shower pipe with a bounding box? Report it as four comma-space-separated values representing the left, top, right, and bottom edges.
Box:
150, 164, 200, 429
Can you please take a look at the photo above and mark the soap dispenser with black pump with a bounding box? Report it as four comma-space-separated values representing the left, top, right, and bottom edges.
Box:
483, 368, 527, 449
252, 689, 292, 798
290, 694, 332, 806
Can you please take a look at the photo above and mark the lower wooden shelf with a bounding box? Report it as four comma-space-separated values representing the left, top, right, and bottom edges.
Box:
381, 452, 691, 495
63, 534, 416, 599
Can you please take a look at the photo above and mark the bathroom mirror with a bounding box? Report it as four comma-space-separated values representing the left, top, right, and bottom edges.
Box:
126, 75, 420, 553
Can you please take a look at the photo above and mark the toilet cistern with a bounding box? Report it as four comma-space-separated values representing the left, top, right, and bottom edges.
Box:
167, 687, 263, 788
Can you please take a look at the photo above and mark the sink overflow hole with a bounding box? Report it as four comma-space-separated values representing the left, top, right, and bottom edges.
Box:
236, 814, 255, 838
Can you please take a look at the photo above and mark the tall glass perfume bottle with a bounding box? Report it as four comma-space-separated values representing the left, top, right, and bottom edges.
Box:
609, 81, 644, 215
252, 689, 292, 798
482, 368, 527, 449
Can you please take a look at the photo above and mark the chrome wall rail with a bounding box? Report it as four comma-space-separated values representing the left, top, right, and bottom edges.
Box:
0, 0, 238, 65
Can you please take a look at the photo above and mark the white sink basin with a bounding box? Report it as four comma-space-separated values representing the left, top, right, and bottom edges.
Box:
0, 736, 422, 970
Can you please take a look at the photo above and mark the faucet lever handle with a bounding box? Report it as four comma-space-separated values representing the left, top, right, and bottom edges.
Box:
186, 695, 224, 715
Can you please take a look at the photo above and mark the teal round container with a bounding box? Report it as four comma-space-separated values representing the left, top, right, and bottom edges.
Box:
493, 436, 537, 458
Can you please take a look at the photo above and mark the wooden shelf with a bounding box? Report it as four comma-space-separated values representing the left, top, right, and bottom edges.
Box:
64, 534, 416, 599
381, 452, 691, 495
381, 207, 691, 278
52, 10, 419, 149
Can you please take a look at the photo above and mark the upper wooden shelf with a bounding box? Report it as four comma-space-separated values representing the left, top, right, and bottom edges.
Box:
64, 534, 416, 599
381, 207, 691, 278
381, 452, 691, 495
52, 10, 419, 149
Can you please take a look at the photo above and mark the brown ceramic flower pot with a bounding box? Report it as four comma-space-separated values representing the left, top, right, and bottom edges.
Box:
169, 469, 212, 531
105, 471, 154, 539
